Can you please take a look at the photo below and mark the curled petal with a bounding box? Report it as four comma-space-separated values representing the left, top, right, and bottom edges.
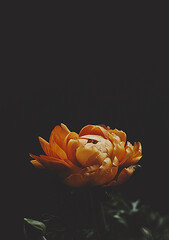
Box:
133, 142, 142, 158
124, 142, 142, 166
112, 141, 126, 162
49, 124, 70, 151
109, 128, 126, 143
79, 125, 95, 136
64, 157, 119, 187
108, 165, 135, 186
85, 157, 119, 186
64, 132, 79, 146
119, 141, 134, 166
79, 125, 107, 139
120, 141, 142, 167
66, 139, 80, 164
107, 132, 121, 145
127, 155, 142, 166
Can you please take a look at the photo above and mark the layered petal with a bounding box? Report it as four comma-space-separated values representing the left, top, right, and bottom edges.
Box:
109, 128, 126, 143
65, 132, 79, 145
29, 123, 142, 187
87, 157, 118, 186
105, 165, 135, 186
29, 153, 80, 179
65, 157, 119, 187
49, 124, 70, 151
76, 135, 113, 167
112, 141, 126, 163
29, 153, 70, 168
49, 139, 68, 160
79, 125, 107, 139
119, 141, 142, 167
66, 139, 80, 165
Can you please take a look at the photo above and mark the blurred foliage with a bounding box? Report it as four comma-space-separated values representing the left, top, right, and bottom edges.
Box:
24, 218, 46, 240
24, 189, 169, 240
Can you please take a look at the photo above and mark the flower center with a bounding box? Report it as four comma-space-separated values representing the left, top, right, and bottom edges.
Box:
87, 139, 98, 144
76, 135, 113, 167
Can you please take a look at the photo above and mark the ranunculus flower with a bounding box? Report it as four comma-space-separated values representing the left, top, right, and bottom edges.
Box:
29, 124, 142, 187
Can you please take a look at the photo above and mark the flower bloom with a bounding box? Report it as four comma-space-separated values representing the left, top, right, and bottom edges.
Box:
29, 124, 142, 187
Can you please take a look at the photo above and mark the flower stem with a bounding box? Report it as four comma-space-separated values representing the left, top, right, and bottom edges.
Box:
91, 189, 108, 239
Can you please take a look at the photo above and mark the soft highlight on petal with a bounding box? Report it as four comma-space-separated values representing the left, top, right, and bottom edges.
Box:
66, 139, 80, 165
49, 124, 70, 151
50, 139, 68, 160
79, 125, 107, 139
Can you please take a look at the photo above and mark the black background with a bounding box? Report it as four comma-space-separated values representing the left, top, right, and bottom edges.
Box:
2, 5, 169, 236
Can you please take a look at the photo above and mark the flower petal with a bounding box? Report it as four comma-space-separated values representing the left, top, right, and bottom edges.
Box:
85, 157, 119, 186
109, 165, 135, 186
118, 141, 134, 166
39, 155, 74, 178
38, 136, 50, 155
60, 123, 71, 134
64, 157, 119, 187
64, 172, 87, 187
79, 125, 107, 139
64, 132, 79, 147
30, 160, 45, 169
79, 125, 94, 136
29, 153, 42, 161
76, 144, 101, 167
120, 142, 142, 167
39, 155, 71, 167
29, 153, 68, 167
107, 132, 121, 145
40, 155, 81, 171
50, 140, 68, 160
112, 141, 126, 162
127, 155, 142, 166
49, 124, 70, 151
66, 139, 80, 165
133, 142, 142, 158
109, 128, 126, 143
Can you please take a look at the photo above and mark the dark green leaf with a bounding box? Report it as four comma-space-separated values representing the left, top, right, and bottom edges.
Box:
24, 218, 46, 239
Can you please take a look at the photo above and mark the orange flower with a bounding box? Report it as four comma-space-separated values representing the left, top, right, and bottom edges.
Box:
29, 124, 142, 187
